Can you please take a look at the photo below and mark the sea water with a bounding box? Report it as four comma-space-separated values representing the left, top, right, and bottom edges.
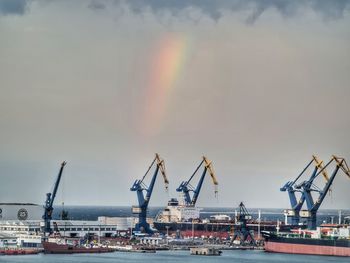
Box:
0, 250, 348, 263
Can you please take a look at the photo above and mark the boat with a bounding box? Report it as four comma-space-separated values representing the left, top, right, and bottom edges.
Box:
154, 198, 304, 239
190, 247, 222, 256
42, 240, 115, 254
262, 230, 350, 257
0, 249, 41, 255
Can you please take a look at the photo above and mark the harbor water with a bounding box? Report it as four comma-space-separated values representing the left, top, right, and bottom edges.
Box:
0, 250, 349, 263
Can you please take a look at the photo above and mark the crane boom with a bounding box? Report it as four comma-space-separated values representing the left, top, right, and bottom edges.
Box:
130, 153, 168, 234
43, 161, 66, 235
280, 155, 327, 225
301, 155, 350, 229
176, 156, 218, 207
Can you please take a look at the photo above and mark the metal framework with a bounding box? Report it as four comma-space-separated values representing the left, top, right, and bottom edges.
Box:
176, 156, 218, 206
43, 161, 67, 235
130, 153, 169, 234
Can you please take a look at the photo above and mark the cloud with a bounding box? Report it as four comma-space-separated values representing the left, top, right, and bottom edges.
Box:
112, 0, 350, 24
88, 0, 106, 11
2, 0, 349, 22
0, 0, 29, 16
311, 0, 350, 20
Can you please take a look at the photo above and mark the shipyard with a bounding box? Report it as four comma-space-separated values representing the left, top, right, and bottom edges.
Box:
1, 0, 350, 262
0, 154, 349, 258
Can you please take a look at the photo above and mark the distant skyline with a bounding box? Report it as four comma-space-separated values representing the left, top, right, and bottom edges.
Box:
0, 0, 349, 209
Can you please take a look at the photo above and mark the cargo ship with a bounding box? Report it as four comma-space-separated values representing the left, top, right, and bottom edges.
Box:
262, 228, 350, 257
43, 239, 115, 254
153, 199, 298, 238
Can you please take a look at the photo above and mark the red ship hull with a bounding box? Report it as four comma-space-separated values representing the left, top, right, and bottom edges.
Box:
0, 249, 41, 255
43, 241, 115, 254
265, 240, 350, 257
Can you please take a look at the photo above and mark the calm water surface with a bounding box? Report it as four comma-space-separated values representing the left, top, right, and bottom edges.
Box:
0, 250, 348, 263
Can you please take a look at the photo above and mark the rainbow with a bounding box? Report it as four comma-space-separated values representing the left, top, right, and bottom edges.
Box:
140, 33, 193, 136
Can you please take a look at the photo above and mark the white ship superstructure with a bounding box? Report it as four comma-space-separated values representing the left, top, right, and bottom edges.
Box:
155, 198, 201, 223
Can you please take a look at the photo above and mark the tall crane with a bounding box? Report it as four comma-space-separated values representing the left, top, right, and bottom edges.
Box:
230, 202, 256, 246
280, 155, 328, 225
42, 161, 67, 235
300, 155, 350, 229
130, 153, 169, 234
176, 156, 218, 207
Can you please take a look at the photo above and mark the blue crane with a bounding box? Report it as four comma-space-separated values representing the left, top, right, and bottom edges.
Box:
176, 156, 218, 207
42, 161, 66, 235
230, 202, 256, 246
280, 155, 328, 225
300, 155, 350, 229
130, 153, 169, 234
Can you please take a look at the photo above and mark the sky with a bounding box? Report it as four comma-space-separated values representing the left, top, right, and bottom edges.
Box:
0, 0, 350, 210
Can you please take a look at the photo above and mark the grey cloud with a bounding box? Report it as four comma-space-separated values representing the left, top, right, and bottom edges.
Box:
88, 0, 106, 11
0, 0, 29, 16
113, 0, 350, 24
311, 0, 350, 20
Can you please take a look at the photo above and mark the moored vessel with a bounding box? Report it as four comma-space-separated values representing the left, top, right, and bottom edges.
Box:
42, 239, 115, 254
0, 248, 41, 255
190, 247, 222, 256
262, 229, 350, 257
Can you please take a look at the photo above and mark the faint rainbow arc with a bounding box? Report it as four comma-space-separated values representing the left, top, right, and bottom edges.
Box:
141, 34, 193, 135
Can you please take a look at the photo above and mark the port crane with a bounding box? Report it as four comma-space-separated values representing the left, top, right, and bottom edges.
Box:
230, 202, 256, 246
280, 155, 328, 225
130, 153, 169, 234
42, 161, 66, 235
176, 156, 218, 207
300, 155, 350, 229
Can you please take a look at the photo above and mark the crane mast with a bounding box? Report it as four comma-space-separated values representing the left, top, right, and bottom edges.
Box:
42, 161, 66, 235
130, 153, 169, 234
176, 156, 218, 207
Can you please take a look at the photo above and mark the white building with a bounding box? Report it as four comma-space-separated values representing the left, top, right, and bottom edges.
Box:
0, 220, 119, 238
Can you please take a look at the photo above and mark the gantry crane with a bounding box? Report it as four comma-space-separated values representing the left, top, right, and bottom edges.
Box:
280, 155, 328, 225
130, 153, 169, 234
230, 202, 256, 246
300, 155, 350, 229
176, 156, 218, 207
42, 161, 66, 235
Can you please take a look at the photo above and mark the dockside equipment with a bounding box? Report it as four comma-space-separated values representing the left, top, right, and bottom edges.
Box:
130, 153, 169, 234
42, 161, 66, 235
176, 156, 218, 207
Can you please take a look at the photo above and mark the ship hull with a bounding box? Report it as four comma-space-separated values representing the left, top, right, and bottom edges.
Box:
0, 249, 41, 255
42, 242, 115, 254
154, 222, 298, 237
263, 234, 350, 257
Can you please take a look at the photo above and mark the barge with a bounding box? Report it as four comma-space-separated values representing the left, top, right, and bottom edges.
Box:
43, 239, 115, 254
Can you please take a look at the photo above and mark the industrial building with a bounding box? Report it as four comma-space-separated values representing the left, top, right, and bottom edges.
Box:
0, 203, 43, 221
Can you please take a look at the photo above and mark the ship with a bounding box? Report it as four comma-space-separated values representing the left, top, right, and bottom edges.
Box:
262, 228, 350, 257
153, 198, 298, 238
42, 239, 115, 254
0, 249, 41, 255
190, 247, 222, 256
